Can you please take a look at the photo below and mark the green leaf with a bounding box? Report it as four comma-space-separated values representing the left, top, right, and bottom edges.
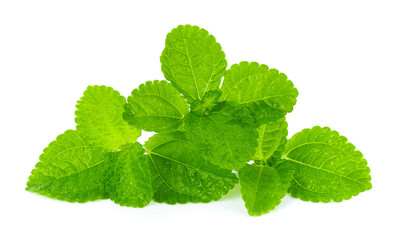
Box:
283, 126, 372, 202
124, 80, 189, 132
26, 130, 106, 203
254, 118, 288, 166
149, 158, 205, 204
185, 101, 258, 170
239, 160, 294, 216
145, 132, 237, 202
221, 62, 298, 123
161, 25, 227, 103
75, 85, 141, 151
103, 143, 153, 207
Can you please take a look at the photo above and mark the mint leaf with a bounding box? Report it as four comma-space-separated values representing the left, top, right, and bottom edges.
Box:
103, 143, 153, 207
75, 85, 141, 151
149, 158, 206, 204
221, 62, 298, 123
239, 160, 293, 216
145, 132, 237, 202
185, 101, 258, 170
124, 80, 189, 132
283, 126, 372, 202
161, 25, 227, 103
254, 118, 288, 166
26, 130, 106, 202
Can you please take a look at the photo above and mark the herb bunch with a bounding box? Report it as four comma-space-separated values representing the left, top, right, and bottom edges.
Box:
26, 25, 372, 216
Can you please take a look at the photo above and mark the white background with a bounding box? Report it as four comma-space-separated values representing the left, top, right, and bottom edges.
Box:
1, 0, 399, 239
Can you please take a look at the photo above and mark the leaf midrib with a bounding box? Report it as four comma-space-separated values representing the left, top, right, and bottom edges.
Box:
283, 156, 368, 187
27, 160, 104, 190
248, 166, 264, 214
148, 151, 235, 181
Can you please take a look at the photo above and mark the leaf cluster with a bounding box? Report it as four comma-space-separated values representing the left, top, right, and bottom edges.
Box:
26, 25, 372, 216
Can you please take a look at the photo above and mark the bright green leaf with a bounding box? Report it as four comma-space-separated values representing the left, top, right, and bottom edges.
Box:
283, 126, 372, 202
145, 132, 237, 202
161, 25, 227, 103
149, 158, 206, 204
124, 80, 189, 132
221, 62, 298, 123
26, 130, 106, 203
104, 143, 153, 207
185, 101, 258, 170
254, 118, 288, 166
239, 160, 293, 216
75, 85, 141, 151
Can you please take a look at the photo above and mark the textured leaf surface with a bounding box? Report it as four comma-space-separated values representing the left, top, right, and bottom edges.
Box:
185, 101, 258, 170
104, 143, 153, 207
125, 80, 189, 132
161, 25, 227, 103
26, 130, 106, 202
254, 118, 288, 165
239, 161, 293, 216
221, 62, 298, 123
283, 126, 372, 202
149, 158, 205, 204
75, 85, 141, 151
145, 132, 237, 202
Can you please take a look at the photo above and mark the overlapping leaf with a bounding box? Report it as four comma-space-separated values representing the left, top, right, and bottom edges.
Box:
161, 24, 227, 103
104, 143, 153, 207
75, 85, 141, 151
145, 132, 237, 202
149, 158, 205, 204
283, 126, 372, 202
221, 62, 298, 123
185, 101, 258, 170
254, 118, 288, 166
239, 160, 293, 216
26, 130, 106, 202
124, 80, 189, 132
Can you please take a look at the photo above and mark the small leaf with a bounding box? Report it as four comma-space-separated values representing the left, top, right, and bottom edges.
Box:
254, 118, 288, 166
239, 160, 293, 216
283, 126, 372, 202
26, 130, 106, 203
75, 85, 141, 151
124, 80, 189, 132
161, 25, 227, 103
104, 143, 153, 207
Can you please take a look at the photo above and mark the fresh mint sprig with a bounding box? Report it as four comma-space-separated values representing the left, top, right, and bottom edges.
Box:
26, 24, 372, 216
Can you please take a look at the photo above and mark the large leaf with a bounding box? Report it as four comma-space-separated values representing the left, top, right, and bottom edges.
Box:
185, 101, 258, 170
149, 158, 206, 205
104, 143, 153, 207
283, 126, 372, 202
26, 130, 106, 202
124, 80, 189, 132
145, 132, 237, 202
239, 160, 293, 216
254, 118, 288, 166
221, 62, 298, 123
75, 85, 141, 151
161, 25, 227, 103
